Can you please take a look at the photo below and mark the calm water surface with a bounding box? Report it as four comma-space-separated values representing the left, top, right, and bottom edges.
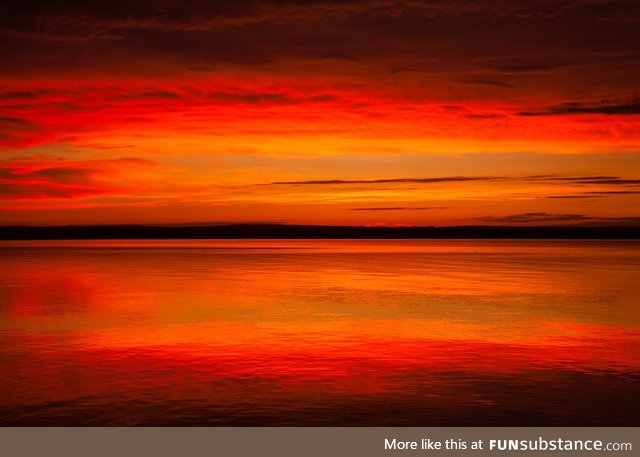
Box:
0, 239, 638, 425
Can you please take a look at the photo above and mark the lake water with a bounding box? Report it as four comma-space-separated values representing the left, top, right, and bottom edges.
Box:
0, 239, 638, 425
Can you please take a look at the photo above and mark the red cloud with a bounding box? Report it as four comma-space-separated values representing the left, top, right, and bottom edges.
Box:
0, 83, 348, 148
0, 157, 155, 200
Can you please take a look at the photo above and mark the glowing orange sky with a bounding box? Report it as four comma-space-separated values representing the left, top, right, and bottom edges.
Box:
1, 0, 639, 226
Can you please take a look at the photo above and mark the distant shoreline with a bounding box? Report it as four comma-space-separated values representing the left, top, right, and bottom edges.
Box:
0, 224, 638, 240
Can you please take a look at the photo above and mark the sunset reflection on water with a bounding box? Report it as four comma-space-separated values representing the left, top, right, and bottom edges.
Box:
0, 240, 638, 425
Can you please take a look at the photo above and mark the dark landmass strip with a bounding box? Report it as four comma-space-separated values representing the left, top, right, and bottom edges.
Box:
0, 224, 638, 239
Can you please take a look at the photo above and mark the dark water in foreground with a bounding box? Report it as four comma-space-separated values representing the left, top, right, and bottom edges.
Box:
0, 239, 638, 426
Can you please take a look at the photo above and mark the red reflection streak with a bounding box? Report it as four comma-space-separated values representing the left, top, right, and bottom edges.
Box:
4, 267, 123, 318
1, 331, 638, 405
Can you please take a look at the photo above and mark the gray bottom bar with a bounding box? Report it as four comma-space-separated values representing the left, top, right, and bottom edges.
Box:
1, 427, 637, 457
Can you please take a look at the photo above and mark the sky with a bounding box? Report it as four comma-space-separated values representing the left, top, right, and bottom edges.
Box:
1, 0, 639, 226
